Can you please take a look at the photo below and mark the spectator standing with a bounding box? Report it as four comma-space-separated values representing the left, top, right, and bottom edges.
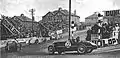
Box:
86, 28, 92, 41
113, 23, 120, 39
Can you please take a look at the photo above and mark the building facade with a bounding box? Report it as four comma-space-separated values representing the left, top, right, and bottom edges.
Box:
13, 14, 39, 33
1, 14, 39, 39
41, 8, 80, 32
85, 12, 99, 26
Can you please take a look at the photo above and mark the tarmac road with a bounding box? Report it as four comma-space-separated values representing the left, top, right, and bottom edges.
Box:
1, 44, 120, 58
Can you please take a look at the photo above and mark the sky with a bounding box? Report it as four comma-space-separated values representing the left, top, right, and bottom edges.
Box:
0, 0, 120, 22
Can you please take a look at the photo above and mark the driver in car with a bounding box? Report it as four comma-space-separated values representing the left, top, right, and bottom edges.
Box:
70, 36, 80, 44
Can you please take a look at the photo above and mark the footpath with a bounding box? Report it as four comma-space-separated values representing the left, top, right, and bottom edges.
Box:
93, 44, 120, 53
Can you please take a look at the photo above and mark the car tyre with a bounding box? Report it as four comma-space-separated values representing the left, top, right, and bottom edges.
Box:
86, 48, 93, 53
77, 45, 87, 54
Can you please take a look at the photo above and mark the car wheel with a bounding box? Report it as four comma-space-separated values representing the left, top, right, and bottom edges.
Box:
48, 46, 55, 55
77, 45, 87, 54
86, 48, 93, 53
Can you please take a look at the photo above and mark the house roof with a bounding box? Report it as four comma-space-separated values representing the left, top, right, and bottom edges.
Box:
43, 8, 80, 18
14, 15, 37, 22
85, 13, 98, 19
15, 16, 32, 21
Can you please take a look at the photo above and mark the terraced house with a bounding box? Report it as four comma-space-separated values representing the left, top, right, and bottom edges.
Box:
0, 14, 39, 39
40, 8, 81, 36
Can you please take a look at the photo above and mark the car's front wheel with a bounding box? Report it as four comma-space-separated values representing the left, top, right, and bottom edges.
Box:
77, 45, 87, 54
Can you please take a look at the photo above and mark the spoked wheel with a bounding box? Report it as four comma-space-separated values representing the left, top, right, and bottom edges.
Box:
86, 48, 93, 53
77, 45, 87, 54
48, 46, 55, 55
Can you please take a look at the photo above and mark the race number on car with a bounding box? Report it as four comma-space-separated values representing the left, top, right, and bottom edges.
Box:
65, 41, 71, 48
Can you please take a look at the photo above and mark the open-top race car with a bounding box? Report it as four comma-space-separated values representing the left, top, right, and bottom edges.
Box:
48, 39, 97, 55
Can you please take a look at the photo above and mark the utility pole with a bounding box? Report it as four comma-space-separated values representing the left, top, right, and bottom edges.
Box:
69, 0, 71, 40
29, 9, 35, 37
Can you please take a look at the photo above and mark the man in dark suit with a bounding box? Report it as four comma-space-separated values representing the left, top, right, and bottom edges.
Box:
86, 28, 92, 41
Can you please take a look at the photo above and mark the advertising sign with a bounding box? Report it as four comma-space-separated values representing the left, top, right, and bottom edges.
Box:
105, 10, 120, 16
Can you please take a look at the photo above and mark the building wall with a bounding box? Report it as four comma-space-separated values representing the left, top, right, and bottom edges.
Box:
42, 14, 80, 31
22, 21, 39, 32
85, 18, 98, 25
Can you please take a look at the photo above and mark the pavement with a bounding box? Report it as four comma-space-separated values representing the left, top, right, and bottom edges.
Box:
93, 44, 120, 53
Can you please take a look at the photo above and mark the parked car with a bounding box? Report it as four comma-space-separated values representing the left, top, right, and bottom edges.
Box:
48, 39, 97, 55
27, 37, 45, 45
16, 39, 26, 43
5, 39, 22, 52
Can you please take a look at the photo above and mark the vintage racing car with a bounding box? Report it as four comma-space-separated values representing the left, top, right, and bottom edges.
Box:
48, 39, 97, 55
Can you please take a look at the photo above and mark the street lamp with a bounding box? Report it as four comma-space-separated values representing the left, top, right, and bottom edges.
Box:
69, 0, 71, 40
29, 9, 35, 37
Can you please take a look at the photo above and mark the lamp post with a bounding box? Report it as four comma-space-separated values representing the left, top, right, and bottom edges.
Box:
68, 0, 71, 40
29, 9, 35, 37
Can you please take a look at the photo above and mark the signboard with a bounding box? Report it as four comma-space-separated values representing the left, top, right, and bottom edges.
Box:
56, 30, 62, 34
2, 19, 20, 35
105, 10, 120, 16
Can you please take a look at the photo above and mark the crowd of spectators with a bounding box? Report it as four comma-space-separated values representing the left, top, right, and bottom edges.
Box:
86, 20, 120, 41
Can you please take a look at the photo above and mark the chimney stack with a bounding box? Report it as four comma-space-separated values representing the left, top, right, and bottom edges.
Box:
58, 7, 62, 11
20, 14, 24, 16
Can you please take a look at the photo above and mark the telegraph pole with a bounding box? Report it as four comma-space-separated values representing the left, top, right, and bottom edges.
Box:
69, 0, 71, 40
29, 9, 35, 37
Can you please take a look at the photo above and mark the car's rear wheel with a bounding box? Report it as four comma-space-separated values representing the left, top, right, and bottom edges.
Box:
48, 46, 55, 55
77, 45, 87, 54
86, 48, 93, 53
